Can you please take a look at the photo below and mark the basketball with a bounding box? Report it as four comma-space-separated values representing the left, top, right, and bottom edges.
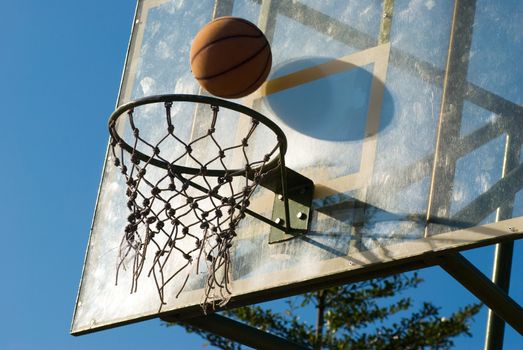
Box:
190, 17, 272, 99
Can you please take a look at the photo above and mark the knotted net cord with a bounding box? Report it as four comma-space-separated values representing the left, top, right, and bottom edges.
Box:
110, 100, 281, 310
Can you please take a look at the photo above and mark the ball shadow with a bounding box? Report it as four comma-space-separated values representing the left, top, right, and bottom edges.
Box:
262, 57, 394, 141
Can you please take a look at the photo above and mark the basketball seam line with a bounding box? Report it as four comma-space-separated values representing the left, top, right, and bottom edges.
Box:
190, 34, 264, 65
219, 50, 271, 98
193, 42, 270, 81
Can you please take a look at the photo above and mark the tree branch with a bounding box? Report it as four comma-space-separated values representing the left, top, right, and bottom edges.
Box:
315, 290, 326, 350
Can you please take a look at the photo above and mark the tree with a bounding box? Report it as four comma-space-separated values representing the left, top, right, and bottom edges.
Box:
168, 273, 481, 349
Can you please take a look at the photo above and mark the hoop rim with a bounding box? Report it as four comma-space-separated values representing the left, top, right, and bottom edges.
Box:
108, 94, 288, 177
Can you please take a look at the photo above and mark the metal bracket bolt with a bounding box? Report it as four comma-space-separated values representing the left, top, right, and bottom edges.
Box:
296, 212, 307, 220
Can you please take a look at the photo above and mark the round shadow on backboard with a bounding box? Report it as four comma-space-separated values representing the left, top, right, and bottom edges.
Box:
262, 57, 394, 141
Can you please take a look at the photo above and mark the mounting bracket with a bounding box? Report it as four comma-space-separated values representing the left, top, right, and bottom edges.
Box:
255, 167, 314, 243
269, 181, 313, 243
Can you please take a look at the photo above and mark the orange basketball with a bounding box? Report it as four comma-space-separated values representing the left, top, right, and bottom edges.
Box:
190, 17, 272, 99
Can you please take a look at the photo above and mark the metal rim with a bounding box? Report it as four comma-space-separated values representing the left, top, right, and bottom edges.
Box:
108, 94, 288, 177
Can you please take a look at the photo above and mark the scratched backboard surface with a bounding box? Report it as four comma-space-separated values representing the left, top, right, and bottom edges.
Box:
72, 0, 523, 334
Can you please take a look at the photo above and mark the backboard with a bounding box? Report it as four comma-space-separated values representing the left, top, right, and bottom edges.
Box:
72, 0, 523, 334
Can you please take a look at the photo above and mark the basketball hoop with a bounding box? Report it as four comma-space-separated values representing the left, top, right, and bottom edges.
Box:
108, 94, 313, 310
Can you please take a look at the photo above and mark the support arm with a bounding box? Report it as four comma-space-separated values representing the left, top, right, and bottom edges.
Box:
435, 253, 523, 335
163, 313, 310, 350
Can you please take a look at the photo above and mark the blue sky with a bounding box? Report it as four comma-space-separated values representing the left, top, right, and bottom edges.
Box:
1, 1, 521, 349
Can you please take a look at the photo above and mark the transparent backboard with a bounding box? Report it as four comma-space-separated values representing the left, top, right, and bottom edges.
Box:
72, 0, 523, 334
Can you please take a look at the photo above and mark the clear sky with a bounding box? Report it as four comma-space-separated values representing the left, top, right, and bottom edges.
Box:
1, 1, 521, 349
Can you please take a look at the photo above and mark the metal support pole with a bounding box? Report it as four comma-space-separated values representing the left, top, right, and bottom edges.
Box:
484, 242, 515, 350
484, 125, 520, 350
436, 253, 523, 335
165, 313, 310, 350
